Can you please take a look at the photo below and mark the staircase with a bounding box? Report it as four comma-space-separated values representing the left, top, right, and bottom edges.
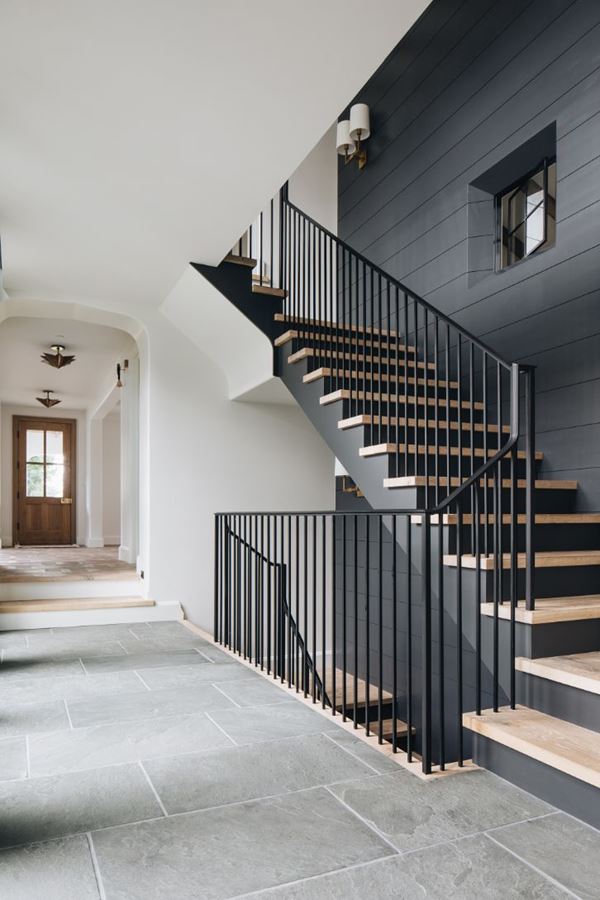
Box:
204, 186, 600, 828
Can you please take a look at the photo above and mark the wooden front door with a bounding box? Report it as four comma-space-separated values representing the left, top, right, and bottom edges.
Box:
13, 417, 76, 545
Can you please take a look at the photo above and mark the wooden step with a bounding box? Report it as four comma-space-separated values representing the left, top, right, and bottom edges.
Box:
481, 595, 600, 624
275, 330, 413, 354
360, 443, 542, 461
303, 367, 459, 390
384, 475, 577, 491
339, 414, 509, 435
0, 596, 154, 614
516, 652, 600, 695
326, 669, 393, 709
288, 346, 435, 370
359, 717, 415, 739
444, 550, 600, 571
463, 706, 600, 789
320, 388, 483, 412
224, 253, 257, 268
252, 284, 287, 298
411, 512, 600, 526
274, 312, 406, 341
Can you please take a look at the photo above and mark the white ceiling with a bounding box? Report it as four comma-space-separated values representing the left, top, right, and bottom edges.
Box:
0, 317, 132, 409
0, 0, 429, 317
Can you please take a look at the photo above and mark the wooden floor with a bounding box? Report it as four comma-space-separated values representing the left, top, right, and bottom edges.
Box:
463, 706, 600, 789
0, 546, 137, 583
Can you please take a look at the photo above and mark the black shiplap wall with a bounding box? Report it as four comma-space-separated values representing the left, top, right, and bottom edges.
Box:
338, 0, 600, 508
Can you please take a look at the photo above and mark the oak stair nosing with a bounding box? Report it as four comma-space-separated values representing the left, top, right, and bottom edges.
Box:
481, 595, 600, 624
303, 366, 459, 390
463, 706, 600, 789
411, 512, 600, 526
252, 284, 287, 298
274, 312, 406, 340
320, 389, 484, 411
0, 596, 154, 614
360, 443, 542, 460
224, 253, 257, 268
384, 475, 577, 490
515, 653, 600, 696
274, 329, 413, 354
288, 346, 435, 370
444, 550, 600, 571
339, 414, 509, 434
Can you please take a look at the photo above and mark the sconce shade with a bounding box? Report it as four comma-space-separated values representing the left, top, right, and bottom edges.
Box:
349, 103, 370, 142
336, 119, 355, 156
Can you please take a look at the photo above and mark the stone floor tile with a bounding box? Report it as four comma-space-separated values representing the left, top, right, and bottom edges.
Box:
491, 811, 600, 900
29, 713, 233, 776
257, 833, 569, 898
144, 732, 376, 813
136, 662, 261, 689
214, 678, 294, 708
91, 787, 393, 900
0, 737, 28, 782
0, 834, 100, 899
324, 729, 406, 775
0, 670, 148, 707
0, 657, 85, 680
80, 648, 208, 674
67, 683, 234, 728
208, 702, 339, 745
328, 769, 552, 852
0, 763, 163, 848
0, 698, 69, 739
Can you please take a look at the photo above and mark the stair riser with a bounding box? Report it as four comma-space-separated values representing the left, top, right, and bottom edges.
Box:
352, 424, 508, 451
517, 672, 600, 733
470, 735, 600, 830
321, 374, 458, 399
338, 398, 485, 424
476, 566, 600, 602
444, 523, 600, 554
412, 486, 576, 514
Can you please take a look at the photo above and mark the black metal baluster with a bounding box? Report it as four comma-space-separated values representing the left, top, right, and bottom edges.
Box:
353, 513, 358, 729
377, 516, 383, 743
392, 515, 398, 753
406, 516, 413, 761
438, 505, 445, 771
331, 514, 336, 716
475, 488, 481, 715
422, 512, 432, 775
365, 514, 371, 736
342, 515, 347, 720
322, 514, 327, 709
303, 516, 308, 696
312, 514, 317, 703
456, 504, 464, 767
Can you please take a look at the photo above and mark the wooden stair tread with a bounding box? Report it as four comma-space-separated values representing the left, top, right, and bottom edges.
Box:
359, 717, 415, 738
303, 367, 459, 390
320, 389, 483, 411
411, 512, 600, 525
384, 475, 577, 490
252, 284, 287, 298
274, 312, 406, 341
516, 652, 600, 695
224, 254, 257, 267
481, 595, 600, 624
275, 330, 413, 354
360, 443, 542, 461
339, 414, 509, 434
288, 347, 435, 370
0, 596, 154, 614
444, 550, 600, 570
463, 706, 600, 789
325, 669, 393, 707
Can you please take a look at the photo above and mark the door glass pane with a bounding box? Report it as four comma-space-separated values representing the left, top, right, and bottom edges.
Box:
45, 465, 64, 498
26, 430, 44, 463
46, 430, 64, 464
26, 463, 44, 496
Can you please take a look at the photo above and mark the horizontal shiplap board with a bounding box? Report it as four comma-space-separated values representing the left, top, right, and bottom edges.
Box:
339, 0, 600, 509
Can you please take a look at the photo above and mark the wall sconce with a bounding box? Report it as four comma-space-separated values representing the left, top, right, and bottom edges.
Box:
336, 104, 371, 170
116, 363, 123, 388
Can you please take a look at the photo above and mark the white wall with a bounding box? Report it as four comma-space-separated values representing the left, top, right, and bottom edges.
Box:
288, 124, 338, 234
144, 313, 334, 630
102, 413, 121, 545
0, 403, 87, 546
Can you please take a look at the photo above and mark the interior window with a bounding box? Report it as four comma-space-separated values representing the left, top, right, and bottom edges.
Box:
497, 159, 556, 270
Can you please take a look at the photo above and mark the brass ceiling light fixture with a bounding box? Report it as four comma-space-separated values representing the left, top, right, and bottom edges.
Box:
41, 344, 76, 369
37, 389, 61, 408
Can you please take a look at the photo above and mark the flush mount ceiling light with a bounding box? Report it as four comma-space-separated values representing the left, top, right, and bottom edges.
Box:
336, 103, 371, 171
37, 389, 61, 408
41, 344, 76, 369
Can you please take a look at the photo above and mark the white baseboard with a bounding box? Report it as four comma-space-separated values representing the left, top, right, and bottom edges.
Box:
85, 538, 105, 549
103, 535, 121, 547
0, 600, 183, 631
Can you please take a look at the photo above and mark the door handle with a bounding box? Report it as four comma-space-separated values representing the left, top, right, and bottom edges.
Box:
60, 498, 73, 505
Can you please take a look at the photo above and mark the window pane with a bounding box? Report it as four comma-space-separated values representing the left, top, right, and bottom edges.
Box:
26, 430, 44, 463
46, 430, 64, 464
26, 464, 44, 497
45, 465, 64, 498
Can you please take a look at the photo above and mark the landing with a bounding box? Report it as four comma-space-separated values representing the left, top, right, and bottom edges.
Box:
0, 546, 136, 583
0, 621, 597, 899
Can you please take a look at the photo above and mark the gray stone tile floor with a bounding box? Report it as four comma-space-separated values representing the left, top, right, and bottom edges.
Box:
0, 621, 597, 899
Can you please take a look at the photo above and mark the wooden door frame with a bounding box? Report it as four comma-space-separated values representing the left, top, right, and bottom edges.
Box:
12, 415, 77, 546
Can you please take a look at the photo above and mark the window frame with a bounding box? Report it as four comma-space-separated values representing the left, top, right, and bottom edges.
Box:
494, 156, 556, 273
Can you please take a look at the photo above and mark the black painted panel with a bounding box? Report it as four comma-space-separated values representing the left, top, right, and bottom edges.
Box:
339, 0, 600, 508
